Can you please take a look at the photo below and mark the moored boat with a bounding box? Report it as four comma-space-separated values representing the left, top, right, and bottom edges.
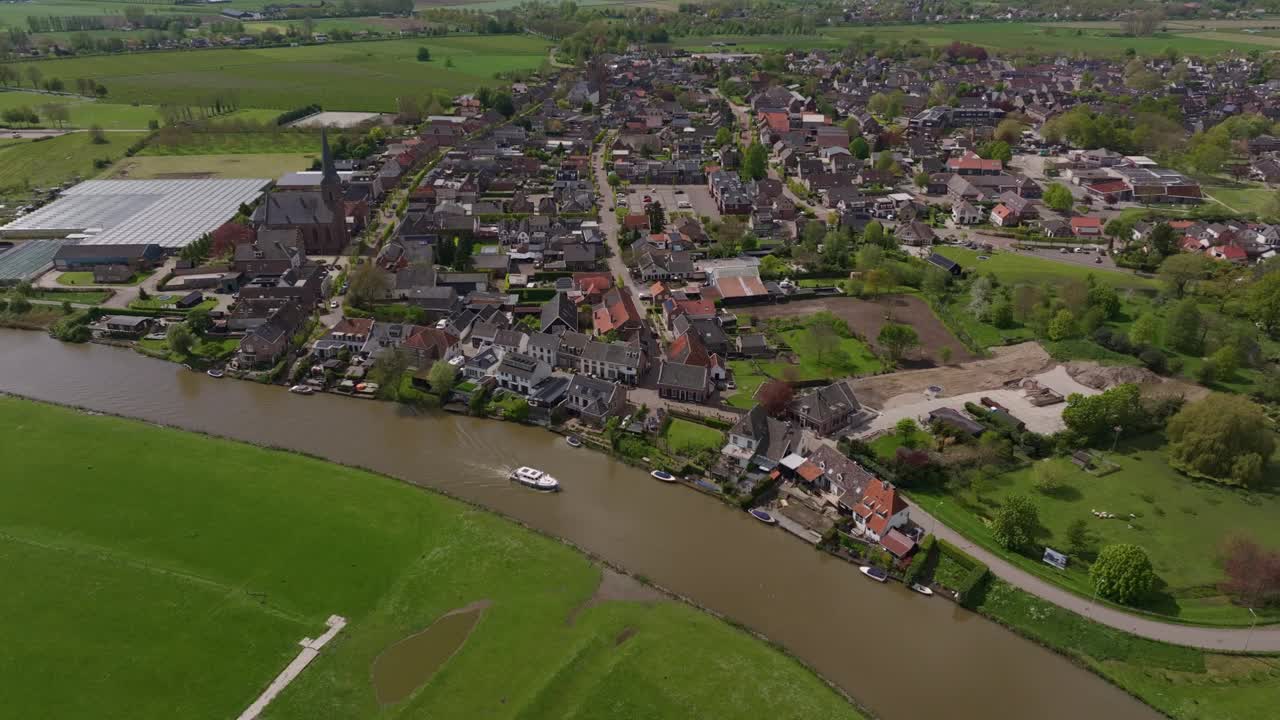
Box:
859, 566, 889, 583
565, 435, 582, 448
650, 470, 676, 482
509, 466, 560, 492
288, 384, 314, 395
910, 583, 934, 596
748, 508, 777, 525
206, 368, 224, 378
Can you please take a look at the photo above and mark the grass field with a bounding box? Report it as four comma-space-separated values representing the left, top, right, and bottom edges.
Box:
57, 269, 148, 285
661, 417, 724, 455
780, 326, 883, 378
0, 396, 863, 720
972, 579, 1280, 720
106, 152, 314, 179
0, 130, 146, 199
935, 247, 1158, 291
138, 130, 325, 156
30, 288, 113, 304
0, 91, 283, 130
726, 359, 766, 409
4, 35, 552, 111
673, 21, 1280, 57
1203, 184, 1278, 218
130, 295, 217, 312
910, 433, 1280, 627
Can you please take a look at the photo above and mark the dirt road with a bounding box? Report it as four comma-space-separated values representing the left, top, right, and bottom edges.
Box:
848, 341, 1052, 407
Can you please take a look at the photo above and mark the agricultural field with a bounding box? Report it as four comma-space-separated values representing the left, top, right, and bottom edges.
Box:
3, 35, 552, 111
0, 92, 282, 130
910, 433, 1280, 627
106, 153, 315, 180
138, 129, 325, 156
0, 396, 862, 720
673, 20, 1280, 57
0, 130, 146, 200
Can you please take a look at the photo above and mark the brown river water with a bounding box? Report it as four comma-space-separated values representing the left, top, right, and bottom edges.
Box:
0, 329, 1156, 720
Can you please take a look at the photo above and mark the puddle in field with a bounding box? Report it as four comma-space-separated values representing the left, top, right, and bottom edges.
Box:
371, 599, 491, 705
566, 567, 666, 625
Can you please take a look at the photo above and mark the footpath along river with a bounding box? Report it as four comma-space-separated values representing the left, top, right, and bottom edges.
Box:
0, 329, 1157, 720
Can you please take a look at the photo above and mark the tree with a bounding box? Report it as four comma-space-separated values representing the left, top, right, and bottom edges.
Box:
1066, 518, 1092, 558
347, 261, 391, 308
646, 200, 665, 233
1164, 298, 1203, 355
1042, 183, 1074, 213
1061, 384, 1144, 445
25, 66, 41, 90
862, 221, 885, 248
913, 170, 931, 189
166, 323, 194, 357
1090, 544, 1156, 605
1209, 345, 1239, 381
185, 307, 212, 334
370, 347, 411, 398
994, 118, 1026, 145
1246, 270, 1280, 336
1167, 394, 1275, 486
1158, 253, 1213, 298
7, 295, 30, 314
757, 379, 793, 417
977, 140, 1012, 163
492, 91, 515, 118
992, 495, 1038, 552
88, 124, 107, 144
427, 360, 456, 395
809, 322, 840, 365
1128, 311, 1160, 347
742, 140, 767, 181
416, 46, 431, 61
895, 418, 919, 446
1047, 309, 1078, 341
1033, 461, 1068, 495
758, 254, 786, 280
849, 135, 870, 159
877, 323, 919, 365
714, 126, 733, 147
1219, 535, 1280, 608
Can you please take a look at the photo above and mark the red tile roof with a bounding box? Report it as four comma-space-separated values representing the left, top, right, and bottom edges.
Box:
593, 288, 641, 334
881, 528, 916, 558
759, 111, 790, 134
714, 274, 768, 298
947, 151, 1002, 173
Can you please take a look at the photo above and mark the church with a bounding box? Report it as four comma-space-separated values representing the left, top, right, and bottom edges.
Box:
252, 129, 351, 255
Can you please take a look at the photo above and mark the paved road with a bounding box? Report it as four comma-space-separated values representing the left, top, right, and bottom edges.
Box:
910, 500, 1280, 651
590, 133, 645, 306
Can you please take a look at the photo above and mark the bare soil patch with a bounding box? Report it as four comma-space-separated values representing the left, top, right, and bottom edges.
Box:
741, 295, 977, 366
566, 566, 665, 625
848, 341, 1052, 407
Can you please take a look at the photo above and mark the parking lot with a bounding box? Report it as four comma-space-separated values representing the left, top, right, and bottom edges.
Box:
621, 184, 719, 221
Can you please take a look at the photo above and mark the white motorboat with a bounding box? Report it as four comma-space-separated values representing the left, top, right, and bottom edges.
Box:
650, 470, 676, 483
859, 566, 889, 583
910, 583, 934, 596
288, 385, 314, 395
510, 466, 561, 492
206, 368, 224, 378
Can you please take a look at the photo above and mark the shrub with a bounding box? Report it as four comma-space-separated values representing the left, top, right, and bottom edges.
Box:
904, 534, 936, 585
991, 495, 1038, 551
956, 564, 989, 607
1090, 543, 1156, 605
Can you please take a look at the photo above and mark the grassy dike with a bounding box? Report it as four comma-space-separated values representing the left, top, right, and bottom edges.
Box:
968, 579, 1280, 720
0, 395, 863, 720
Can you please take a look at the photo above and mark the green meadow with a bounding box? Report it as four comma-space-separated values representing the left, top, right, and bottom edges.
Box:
0, 130, 146, 199
3, 35, 552, 111
0, 396, 862, 720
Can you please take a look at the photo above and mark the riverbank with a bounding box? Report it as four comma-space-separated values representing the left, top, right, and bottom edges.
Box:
0, 394, 866, 720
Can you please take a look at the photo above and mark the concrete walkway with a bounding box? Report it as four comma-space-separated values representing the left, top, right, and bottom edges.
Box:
238, 614, 347, 720
910, 503, 1280, 651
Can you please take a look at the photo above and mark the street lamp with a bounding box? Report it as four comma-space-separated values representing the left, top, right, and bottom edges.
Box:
1245, 607, 1258, 653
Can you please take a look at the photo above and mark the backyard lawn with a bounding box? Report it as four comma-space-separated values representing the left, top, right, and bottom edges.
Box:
726, 359, 768, 410
780, 326, 883, 378
662, 418, 725, 456
910, 434, 1280, 627
57, 270, 149, 286
0, 396, 862, 720
137, 336, 238, 363
130, 296, 217, 312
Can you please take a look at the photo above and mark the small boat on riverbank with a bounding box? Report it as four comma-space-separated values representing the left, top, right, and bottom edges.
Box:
749, 509, 777, 525
565, 435, 582, 448
910, 583, 934, 596
288, 385, 313, 395
650, 470, 676, 483
510, 466, 560, 492
206, 368, 224, 378
859, 566, 888, 583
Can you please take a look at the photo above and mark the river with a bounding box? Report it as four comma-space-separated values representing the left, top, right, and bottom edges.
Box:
0, 329, 1156, 720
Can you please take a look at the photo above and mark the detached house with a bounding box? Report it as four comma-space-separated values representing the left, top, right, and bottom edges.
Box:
798, 445, 877, 513
564, 375, 627, 425
722, 405, 796, 472
788, 381, 869, 437
852, 479, 909, 543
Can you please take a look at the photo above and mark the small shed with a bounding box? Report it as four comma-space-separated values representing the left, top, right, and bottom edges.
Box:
175, 291, 204, 309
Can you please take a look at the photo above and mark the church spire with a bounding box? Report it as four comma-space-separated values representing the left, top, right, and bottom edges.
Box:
321, 127, 339, 187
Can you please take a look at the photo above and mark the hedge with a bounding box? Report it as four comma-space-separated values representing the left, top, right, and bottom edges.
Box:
937, 538, 981, 570
903, 534, 936, 585
956, 564, 990, 607
513, 288, 556, 303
